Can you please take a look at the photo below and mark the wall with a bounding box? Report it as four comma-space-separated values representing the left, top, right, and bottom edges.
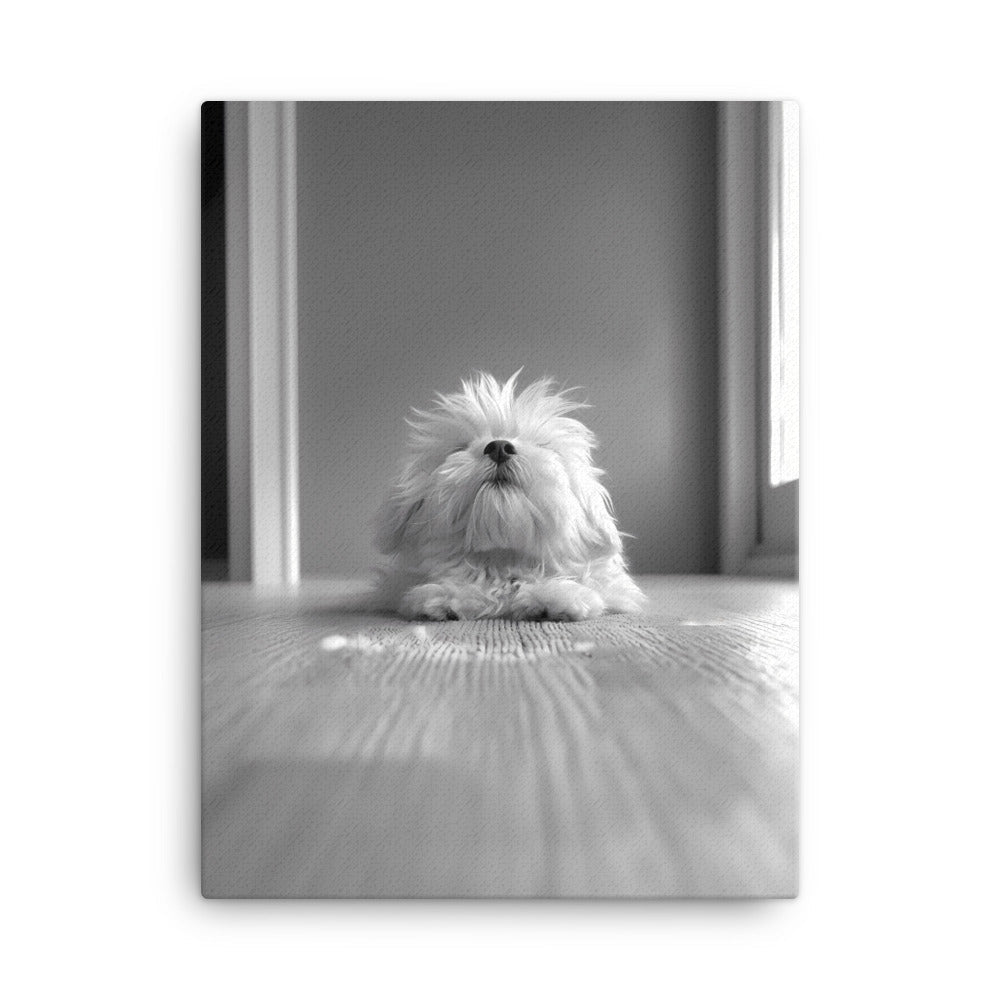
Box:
296, 102, 718, 576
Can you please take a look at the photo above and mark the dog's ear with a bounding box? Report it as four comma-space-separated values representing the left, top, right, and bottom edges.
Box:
374, 491, 424, 555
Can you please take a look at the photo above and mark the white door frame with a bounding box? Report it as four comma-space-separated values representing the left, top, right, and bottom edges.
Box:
718, 101, 798, 577
224, 101, 301, 585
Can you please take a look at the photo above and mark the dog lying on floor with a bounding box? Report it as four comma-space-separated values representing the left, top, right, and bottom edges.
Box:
374, 372, 645, 621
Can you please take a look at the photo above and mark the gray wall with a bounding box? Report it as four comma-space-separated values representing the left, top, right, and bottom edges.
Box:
296, 102, 718, 576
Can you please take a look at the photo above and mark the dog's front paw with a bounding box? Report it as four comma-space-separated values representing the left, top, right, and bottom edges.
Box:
399, 583, 459, 620
510, 579, 606, 622
399, 582, 492, 621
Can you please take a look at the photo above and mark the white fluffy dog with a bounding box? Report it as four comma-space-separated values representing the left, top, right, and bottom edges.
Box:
374, 372, 645, 621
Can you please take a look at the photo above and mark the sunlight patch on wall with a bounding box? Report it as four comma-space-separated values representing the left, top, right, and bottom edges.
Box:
770, 101, 799, 487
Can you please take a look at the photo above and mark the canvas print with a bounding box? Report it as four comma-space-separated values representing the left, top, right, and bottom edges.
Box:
201, 101, 799, 897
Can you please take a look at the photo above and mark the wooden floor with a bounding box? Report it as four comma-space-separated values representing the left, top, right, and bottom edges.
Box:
202, 575, 798, 898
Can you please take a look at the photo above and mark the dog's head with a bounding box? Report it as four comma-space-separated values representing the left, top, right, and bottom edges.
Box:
375, 372, 624, 570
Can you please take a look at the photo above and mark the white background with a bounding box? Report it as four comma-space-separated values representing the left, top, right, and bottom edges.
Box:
3, 2, 998, 996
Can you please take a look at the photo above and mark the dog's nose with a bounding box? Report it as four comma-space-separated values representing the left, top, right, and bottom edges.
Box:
484, 439, 516, 465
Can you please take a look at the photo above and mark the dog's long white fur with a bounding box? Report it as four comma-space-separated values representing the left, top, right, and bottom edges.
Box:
373, 372, 646, 621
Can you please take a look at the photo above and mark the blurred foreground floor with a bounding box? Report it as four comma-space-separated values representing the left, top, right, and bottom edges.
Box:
202, 575, 798, 897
